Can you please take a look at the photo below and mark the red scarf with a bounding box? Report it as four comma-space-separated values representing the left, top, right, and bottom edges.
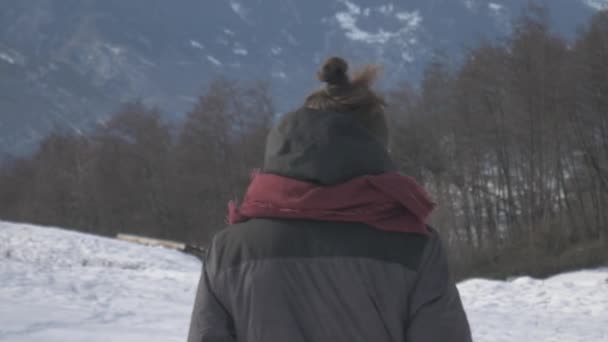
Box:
228, 172, 435, 236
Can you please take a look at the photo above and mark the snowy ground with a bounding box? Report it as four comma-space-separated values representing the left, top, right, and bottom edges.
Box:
460, 271, 608, 341
1, 221, 607, 341
0, 222, 200, 342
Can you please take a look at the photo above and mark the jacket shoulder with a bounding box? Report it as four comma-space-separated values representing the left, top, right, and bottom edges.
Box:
207, 219, 434, 274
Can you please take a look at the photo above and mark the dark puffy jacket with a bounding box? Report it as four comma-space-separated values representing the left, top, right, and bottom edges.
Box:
188, 109, 472, 342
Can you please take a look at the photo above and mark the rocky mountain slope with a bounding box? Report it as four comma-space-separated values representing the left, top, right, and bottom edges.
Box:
0, 0, 606, 155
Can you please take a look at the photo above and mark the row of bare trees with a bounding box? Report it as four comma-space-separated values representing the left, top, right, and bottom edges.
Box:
0, 8, 606, 278
0, 79, 273, 245
388, 8, 608, 277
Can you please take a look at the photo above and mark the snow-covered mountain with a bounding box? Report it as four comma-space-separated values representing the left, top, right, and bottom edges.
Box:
0, 0, 607, 155
1, 221, 607, 341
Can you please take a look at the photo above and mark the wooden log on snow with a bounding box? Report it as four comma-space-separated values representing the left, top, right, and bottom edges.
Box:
116, 233, 185, 250
115, 233, 206, 261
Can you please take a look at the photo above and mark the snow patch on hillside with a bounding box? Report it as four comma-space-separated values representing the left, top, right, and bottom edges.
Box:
233, 48, 248, 56
229, 1, 249, 22
583, 0, 608, 10
0, 50, 25, 66
189, 40, 204, 49
0, 53, 16, 64
206, 55, 222, 66
335, 0, 422, 45
396, 11, 422, 26
488, 3, 504, 12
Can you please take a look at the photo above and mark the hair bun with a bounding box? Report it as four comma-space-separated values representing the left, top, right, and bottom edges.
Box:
317, 57, 349, 85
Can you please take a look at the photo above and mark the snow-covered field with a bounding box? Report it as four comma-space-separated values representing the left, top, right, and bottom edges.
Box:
0, 222, 200, 342
1, 221, 607, 342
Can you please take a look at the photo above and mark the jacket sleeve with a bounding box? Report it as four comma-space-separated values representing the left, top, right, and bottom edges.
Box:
187, 254, 236, 342
405, 230, 472, 342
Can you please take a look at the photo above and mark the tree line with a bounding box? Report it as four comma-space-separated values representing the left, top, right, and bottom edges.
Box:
0, 79, 273, 245
387, 7, 608, 278
1, 7, 606, 279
